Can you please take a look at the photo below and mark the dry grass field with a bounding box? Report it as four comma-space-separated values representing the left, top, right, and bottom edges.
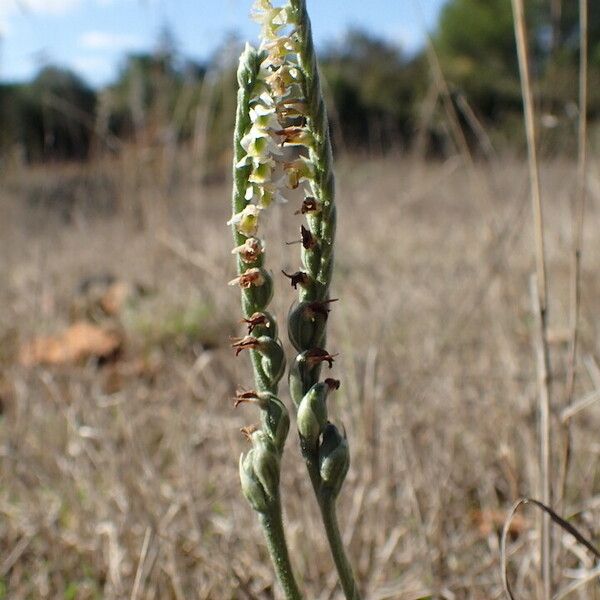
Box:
1, 154, 600, 599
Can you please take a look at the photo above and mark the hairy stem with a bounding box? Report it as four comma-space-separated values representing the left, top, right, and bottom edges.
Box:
319, 494, 361, 600
259, 504, 303, 600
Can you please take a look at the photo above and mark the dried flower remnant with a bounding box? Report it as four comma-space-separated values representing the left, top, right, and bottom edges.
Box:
232, 238, 264, 263
282, 270, 310, 289
228, 268, 265, 289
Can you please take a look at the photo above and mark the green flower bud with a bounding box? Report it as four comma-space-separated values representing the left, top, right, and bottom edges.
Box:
288, 349, 337, 407
297, 390, 327, 448
260, 394, 290, 453
250, 431, 280, 502
237, 43, 261, 89
257, 337, 286, 386
239, 450, 269, 513
319, 423, 349, 498
287, 299, 336, 352
296, 381, 333, 448
289, 351, 312, 407
234, 390, 290, 453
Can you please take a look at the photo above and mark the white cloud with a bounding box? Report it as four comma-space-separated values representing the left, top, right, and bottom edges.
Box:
0, 0, 81, 35
79, 31, 143, 51
11, 0, 80, 14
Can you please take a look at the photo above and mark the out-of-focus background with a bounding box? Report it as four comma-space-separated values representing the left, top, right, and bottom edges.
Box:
1, 1, 600, 598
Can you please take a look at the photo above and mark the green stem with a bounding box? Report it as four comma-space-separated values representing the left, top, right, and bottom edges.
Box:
318, 494, 362, 600
258, 502, 303, 600
302, 444, 360, 600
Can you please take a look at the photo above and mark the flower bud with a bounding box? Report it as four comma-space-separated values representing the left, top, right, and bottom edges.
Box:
261, 394, 290, 452
288, 351, 312, 407
239, 450, 269, 513
289, 349, 337, 406
257, 336, 286, 388
319, 423, 350, 498
297, 381, 331, 448
250, 431, 280, 501
234, 390, 290, 453
287, 300, 329, 351
237, 43, 260, 90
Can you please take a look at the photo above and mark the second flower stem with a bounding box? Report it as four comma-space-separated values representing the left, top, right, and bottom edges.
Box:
302, 443, 361, 600
318, 493, 362, 600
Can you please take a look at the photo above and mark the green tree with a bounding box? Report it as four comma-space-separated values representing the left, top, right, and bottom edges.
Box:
434, 0, 523, 120
19, 66, 96, 162
321, 29, 426, 151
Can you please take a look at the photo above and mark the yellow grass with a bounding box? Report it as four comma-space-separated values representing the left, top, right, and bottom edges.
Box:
1, 154, 600, 598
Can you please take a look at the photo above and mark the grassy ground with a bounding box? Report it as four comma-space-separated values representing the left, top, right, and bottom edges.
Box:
1, 154, 599, 599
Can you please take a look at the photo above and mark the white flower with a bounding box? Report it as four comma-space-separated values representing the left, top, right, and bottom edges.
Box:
261, 36, 299, 67
283, 156, 315, 189
260, 183, 287, 207
265, 65, 300, 97
245, 182, 287, 208
240, 126, 283, 160
227, 204, 262, 236
249, 103, 280, 130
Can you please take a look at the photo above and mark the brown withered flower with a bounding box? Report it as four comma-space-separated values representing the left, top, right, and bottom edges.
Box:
232, 237, 263, 263
295, 196, 321, 215
282, 270, 310, 289
231, 335, 261, 356
305, 347, 338, 369
241, 312, 271, 334
228, 268, 265, 289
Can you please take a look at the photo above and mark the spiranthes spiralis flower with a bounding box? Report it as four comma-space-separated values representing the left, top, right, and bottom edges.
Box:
229, 2, 361, 598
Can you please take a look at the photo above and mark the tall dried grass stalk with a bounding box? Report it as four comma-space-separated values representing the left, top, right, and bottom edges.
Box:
565, 0, 589, 422
510, 0, 552, 596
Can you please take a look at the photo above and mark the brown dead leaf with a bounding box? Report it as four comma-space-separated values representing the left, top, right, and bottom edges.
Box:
19, 321, 122, 367
100, 281, 132, 316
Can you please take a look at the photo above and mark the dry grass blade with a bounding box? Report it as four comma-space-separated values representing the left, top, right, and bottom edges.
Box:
501, 498, 600, 600
510, 0, 548, 308
557, 0, 589, 572
564, 0, 589, 406
529, 274, 552, 597
553, 564, 600, 600
560, 388, 600, 423
130, 526, 153, 600
511, 0, 552, 593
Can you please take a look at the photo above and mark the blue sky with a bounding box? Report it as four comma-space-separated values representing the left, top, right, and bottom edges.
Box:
0, 0, 447, 87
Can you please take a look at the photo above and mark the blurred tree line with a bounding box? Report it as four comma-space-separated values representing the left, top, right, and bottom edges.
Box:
0, 0, 599, 167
